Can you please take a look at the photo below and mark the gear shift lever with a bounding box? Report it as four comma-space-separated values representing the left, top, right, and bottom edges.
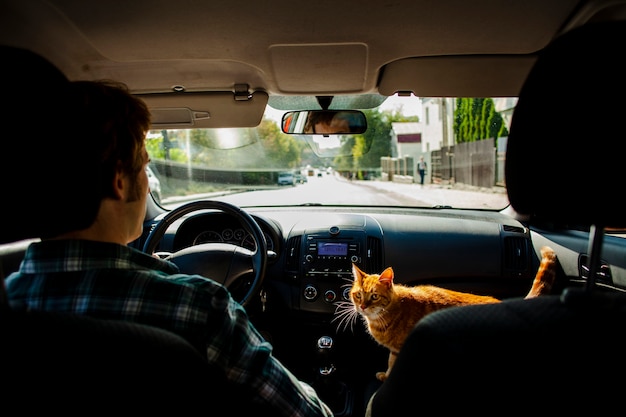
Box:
314, 336, 352, 415
317, 335, 336, 376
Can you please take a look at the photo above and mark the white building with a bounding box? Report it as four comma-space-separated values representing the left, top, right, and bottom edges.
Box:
387, 122, 422, 181
420, 97, 454, 151
390, 122, 422, 158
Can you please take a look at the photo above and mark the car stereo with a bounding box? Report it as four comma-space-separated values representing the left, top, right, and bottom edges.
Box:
304, 239, 361, 278
300, 233, 366, 313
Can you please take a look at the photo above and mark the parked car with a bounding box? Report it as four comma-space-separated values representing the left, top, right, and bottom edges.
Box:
277, 171, 296, 186
1, 0, 625, 415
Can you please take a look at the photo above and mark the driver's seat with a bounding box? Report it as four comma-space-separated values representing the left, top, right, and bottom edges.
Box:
0, 45, 260, 414
0, 295, 218, 412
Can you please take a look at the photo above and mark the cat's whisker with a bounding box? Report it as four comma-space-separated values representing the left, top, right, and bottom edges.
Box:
332, 301, 360, 333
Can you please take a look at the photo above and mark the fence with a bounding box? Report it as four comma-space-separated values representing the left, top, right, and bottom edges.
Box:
384, 137, 506, 188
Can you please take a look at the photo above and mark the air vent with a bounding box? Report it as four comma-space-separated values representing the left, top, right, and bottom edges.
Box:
365, 236, 383, 272
285, 236, 301, 271
579, 255, 612, 285
503, 224, 525, 233
503, 236, 529, 271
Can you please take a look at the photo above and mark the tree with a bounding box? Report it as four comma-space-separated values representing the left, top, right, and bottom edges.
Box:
147, 119, 303, 170
454, 98, 508, 144
333, 109, 418, 179
256, 118, 302, 168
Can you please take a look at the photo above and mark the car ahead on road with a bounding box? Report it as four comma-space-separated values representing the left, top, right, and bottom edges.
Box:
295, 173, 308, 184
277, 172, 296, 186
1, 0, 625, 415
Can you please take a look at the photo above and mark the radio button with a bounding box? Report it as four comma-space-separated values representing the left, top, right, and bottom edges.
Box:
342, 287, 351, 300
303, 285, 318, 301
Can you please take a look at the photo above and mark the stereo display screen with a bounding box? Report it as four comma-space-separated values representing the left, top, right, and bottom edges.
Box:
317, 242, 348, 256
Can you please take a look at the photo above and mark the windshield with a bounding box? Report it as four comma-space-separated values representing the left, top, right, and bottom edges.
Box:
146, 95, 511, 211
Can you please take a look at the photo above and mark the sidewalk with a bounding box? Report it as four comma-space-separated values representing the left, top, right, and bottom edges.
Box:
353, 178, 510, 209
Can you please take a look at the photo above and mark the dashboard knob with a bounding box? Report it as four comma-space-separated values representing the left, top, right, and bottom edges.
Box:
342, 287, 351, 300
303, 285, 318, 301
323, 290, 337, 303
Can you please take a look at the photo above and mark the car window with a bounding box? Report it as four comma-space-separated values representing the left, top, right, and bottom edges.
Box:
146, 95, 511, 211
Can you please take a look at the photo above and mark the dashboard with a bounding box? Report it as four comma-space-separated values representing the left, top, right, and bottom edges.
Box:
145, 206, 553, 317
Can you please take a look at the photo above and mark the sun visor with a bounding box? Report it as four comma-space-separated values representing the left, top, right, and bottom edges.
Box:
378, 56, 536, 97
138, 90, 269, 129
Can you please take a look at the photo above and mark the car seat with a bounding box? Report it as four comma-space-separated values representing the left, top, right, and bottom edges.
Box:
366, 20, 626, 416
0, 45, 262, 414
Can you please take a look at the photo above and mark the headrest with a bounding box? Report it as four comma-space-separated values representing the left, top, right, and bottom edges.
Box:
0, 46, 71, 243
505, 21, 626, 228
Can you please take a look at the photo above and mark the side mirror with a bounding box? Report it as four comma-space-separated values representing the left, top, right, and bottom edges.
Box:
281, 110, 367, 135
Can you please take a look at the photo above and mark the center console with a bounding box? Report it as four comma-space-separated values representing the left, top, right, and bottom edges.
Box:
300, 230, 366, 313
268, 214, 386, 416
283, 213, 384, 314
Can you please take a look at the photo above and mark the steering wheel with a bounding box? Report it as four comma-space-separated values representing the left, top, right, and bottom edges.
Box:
142, 200, 268, 307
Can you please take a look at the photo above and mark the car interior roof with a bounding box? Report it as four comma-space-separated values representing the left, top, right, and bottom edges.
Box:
1, 0, 625, 129
0, 0, 618, 95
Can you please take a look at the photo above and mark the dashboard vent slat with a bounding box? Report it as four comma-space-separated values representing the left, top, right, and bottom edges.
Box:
504, 236, 529, 271
366, 236, 383, 273
285, 236, 301, 271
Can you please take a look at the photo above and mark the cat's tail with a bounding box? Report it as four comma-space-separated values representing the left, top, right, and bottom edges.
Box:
525, 246, 558, 299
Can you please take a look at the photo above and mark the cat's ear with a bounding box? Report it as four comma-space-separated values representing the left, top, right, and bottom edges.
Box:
378, 267, 394, 287
352, 263, 365, 282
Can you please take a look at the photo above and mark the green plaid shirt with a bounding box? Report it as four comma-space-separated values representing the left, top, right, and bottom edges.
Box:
6, 239, 332, 417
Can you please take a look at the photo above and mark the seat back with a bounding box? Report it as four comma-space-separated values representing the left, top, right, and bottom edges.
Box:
367, 20, 626, 416
367, 289, 626, 415
504, 21, 626, 229
1, 308, 221, 413
0, 46, 72, 243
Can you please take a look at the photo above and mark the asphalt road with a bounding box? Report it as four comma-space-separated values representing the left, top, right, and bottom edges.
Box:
162, 174, 510, 210
351, 178, 509, 209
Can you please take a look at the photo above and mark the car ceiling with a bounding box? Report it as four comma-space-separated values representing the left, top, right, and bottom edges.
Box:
1, 0, 625, 128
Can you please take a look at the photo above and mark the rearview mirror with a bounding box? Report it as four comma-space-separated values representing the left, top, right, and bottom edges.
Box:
281, 110, 367, 135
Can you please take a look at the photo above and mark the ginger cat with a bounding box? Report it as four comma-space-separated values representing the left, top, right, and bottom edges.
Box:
333, 245, 558, 381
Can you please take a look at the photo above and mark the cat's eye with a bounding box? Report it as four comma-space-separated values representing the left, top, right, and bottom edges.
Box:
371, 294, 379, 300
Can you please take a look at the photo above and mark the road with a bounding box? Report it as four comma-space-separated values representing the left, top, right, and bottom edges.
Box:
163, 173, 509, 210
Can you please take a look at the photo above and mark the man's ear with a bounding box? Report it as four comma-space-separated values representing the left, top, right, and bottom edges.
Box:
111, 167, 126, 200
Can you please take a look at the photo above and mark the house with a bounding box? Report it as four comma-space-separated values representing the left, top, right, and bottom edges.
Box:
385, 122, 423, 182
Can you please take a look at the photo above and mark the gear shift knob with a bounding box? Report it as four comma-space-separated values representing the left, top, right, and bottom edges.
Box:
317, 335, 333, 352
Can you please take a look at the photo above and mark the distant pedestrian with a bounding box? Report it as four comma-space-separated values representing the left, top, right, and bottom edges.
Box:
417, 156, 427, 185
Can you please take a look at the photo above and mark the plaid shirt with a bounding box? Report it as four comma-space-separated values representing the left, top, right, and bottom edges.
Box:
6, 239, 333, 417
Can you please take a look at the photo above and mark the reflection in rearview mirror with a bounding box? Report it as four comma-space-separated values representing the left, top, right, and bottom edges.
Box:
281, 110, 367, 135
